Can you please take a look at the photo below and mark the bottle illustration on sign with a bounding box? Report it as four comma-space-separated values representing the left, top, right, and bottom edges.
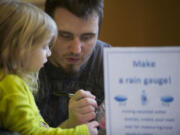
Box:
161, 95, 174, 106
114, 95, 128, 106
141, 90, 148, 106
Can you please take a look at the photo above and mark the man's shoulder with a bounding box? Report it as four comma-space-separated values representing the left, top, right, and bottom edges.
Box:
92, 40, 111, 56
87, 40, 111, 67
96, 40, 111, 48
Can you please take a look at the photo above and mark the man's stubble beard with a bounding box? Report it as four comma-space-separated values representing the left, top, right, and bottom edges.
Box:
63, 64, 80, 75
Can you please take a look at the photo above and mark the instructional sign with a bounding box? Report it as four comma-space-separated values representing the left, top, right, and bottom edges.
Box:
104, 47, 180, 135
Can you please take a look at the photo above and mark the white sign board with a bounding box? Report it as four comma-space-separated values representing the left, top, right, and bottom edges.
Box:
104, 47, 180, 135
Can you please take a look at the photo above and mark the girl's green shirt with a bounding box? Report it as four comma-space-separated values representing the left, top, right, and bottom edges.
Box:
0, 73, 89, 135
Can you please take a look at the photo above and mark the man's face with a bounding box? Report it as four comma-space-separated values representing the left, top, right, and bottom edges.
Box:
50, 8, 99, 73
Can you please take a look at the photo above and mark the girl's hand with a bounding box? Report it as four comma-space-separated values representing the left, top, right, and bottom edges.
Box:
99, 117, 106, 129
86, 121, 99, 135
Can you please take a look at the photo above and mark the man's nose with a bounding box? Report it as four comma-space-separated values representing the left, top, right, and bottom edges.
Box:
70, 37, 82, 54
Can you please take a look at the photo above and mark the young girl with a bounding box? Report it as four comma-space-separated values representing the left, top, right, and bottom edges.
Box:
0, 0, 98, 135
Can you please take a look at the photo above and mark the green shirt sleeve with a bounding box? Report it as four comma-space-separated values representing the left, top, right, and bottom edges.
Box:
0, 74, 89, 135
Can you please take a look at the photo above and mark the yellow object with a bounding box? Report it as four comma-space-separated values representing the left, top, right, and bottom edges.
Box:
0, 73, 89, 135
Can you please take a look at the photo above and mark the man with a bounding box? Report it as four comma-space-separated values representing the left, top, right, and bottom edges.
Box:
36, 0, 111, 129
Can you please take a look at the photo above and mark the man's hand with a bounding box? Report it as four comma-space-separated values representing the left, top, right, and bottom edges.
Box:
60, 89, 98, 128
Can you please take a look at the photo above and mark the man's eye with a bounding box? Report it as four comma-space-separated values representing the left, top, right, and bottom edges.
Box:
59, 32, 73, 40
81, 34, 94, 42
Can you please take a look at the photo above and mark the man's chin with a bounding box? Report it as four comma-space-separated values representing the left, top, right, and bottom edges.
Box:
63, 65, 80, 74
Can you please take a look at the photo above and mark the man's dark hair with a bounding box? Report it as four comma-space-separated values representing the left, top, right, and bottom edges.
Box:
45, 0, 104, 27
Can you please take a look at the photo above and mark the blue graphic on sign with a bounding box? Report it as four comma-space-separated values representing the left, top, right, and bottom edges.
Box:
161, 96, 174, 106
114, 95, 128, 106
141, 90, 148, 106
